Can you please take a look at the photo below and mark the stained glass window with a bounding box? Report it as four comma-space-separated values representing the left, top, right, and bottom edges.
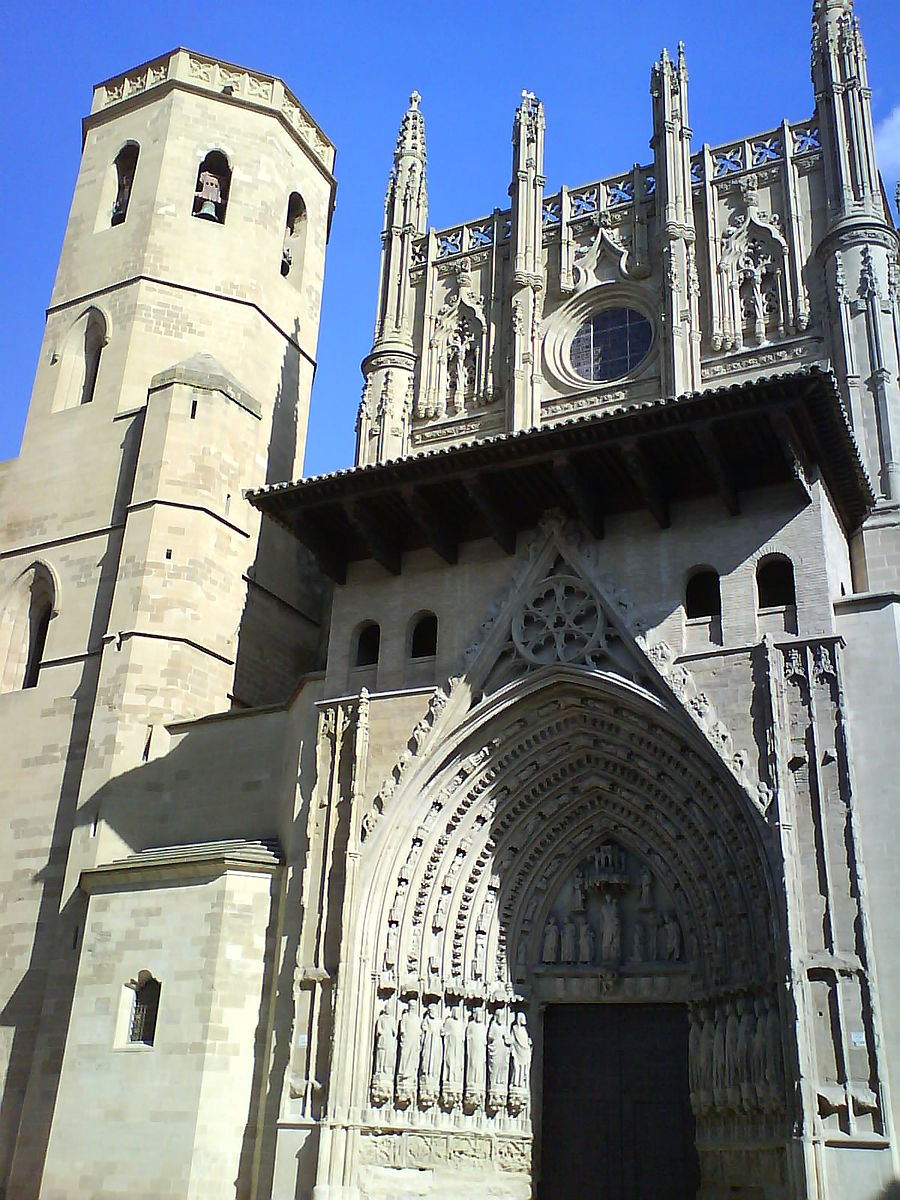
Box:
570, 308, 652, 383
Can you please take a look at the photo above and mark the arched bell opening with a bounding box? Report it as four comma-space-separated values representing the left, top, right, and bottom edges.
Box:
344, 669, 798, 1198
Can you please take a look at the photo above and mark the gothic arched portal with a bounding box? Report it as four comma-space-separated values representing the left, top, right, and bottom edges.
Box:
326, 666, 797, 1199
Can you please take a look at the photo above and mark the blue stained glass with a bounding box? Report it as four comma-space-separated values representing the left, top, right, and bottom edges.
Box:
570, 308, 652, 383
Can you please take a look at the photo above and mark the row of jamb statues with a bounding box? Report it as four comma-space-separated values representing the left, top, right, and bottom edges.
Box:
690, 995, 784, 1117
371, 997, 532, 1115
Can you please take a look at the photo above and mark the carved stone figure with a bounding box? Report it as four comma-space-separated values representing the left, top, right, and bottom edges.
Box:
383, 924, 398, 971
737, 996, 756, 1111
661, 913, 681, 962
473, 928, 487, 979
487, 1010, 512, 1112
713, 1007, 727, 1109
419, 1002, 442, 1107
396, 999, 421, 1105
699, 1007, 715, 1114
371, 1005, 397, 1105
764, 1000, 783, 1110
631, 919, 645, 963
542, 915, 560, 964
752, 998, 767, 1106
598, 893, 621, 962
571, 868, 586, 913
441, 1005, 465, 1106
688, 1008, 702, 1114
464, 1007, 487, 1111
578, 917, 595, 964
639, 865, 653, 908
725, 1001, 741, 1110
389, 878, 408, 924
508, 1012, 532, 1113
561, 916, 576, 963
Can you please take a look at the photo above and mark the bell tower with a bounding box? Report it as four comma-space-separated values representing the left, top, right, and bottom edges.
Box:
1, 48, 337, 865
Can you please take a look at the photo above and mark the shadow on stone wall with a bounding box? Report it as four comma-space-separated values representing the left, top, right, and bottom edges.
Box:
0, 412, 144, 1197
233, 319, 330, 710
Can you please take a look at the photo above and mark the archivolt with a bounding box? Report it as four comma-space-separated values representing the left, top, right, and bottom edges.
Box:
356, 666, 782, 1000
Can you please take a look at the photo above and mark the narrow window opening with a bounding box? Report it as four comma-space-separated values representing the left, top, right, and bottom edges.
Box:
685, 569, 721, 619
355, 622, 380, 668
80, 310, 105, 405
51, 308, 107, 412
165, 548, 172, 561
281, 192, 307, 277
110, 143, 139, 226
757, 557, 796, 608
22, 595, 52, 689
190, 399, 198, 419
410, 612, 438, 658
1, 563, 55, 693
129, 973, 161, 1046
225, 493, 231, 515
193, 151, 231, 223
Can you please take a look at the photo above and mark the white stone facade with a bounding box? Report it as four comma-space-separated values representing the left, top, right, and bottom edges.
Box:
1, 8, 900, 1200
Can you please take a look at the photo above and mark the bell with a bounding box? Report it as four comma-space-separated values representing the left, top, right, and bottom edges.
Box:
197, 199, 218, 221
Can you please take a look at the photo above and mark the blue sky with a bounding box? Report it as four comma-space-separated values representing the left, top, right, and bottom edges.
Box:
1, 0, 898, 477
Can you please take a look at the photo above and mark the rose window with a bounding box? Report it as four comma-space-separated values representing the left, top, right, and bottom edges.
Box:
512, 576, 606, 665
570, 307, 652, 382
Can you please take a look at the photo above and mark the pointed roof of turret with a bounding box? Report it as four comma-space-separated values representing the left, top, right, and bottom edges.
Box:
395, 91, 426, 166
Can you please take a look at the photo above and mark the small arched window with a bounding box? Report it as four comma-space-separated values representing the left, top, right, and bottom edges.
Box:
410, 612, 438, 659
192, 150, 231, 224
281, 192, 307, 278
0, 563, 55, 693
129, 972, 161, 1046
355, 622, 381, 668
52, 308, 107, 411
757, 556, 796, 609
685, 569, 721, 619
111, 143, 139, 226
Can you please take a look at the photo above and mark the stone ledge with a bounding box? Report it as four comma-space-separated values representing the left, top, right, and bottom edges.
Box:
80, 838, 283, 893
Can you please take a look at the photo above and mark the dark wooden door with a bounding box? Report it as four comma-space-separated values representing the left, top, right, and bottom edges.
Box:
539, 1004, 699, 1200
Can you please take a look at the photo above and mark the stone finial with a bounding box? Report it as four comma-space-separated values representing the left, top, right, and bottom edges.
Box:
409, 90, 420, 110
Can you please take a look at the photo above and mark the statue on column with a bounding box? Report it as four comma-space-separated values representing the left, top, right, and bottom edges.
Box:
441, 1003, 465, 1108
487, 1009, 512, 1113
508, 1012, 533, 1114
418, 1002, 442, 1107
371, 1004, 397, 1106
396, 998, 421, 1106
464, 1006, 487, 1112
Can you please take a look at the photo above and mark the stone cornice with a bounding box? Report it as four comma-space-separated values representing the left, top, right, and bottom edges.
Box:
80, 838, 283, 893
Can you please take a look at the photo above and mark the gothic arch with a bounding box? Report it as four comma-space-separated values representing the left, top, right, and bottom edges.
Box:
342, 666, 794, 1186
0, 561, 58, 692
51, 306, 109, 411
358, 668, 781, 995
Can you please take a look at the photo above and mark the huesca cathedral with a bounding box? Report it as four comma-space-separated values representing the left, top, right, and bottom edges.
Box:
1, 3, 899, 1198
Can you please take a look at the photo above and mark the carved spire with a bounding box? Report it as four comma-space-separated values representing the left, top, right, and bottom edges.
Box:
360, 93, 429, 466
811, 0, 881, 220
508, 91, 546, 432
651, 42, 701, 395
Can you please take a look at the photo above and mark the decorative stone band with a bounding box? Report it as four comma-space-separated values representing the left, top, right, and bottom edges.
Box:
90, 49, 335, 176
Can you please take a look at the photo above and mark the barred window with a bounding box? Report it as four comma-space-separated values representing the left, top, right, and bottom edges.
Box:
129, 973, 161, 1046
570, 308, 652, 383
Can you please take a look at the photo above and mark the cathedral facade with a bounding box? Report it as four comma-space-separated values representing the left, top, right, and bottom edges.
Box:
1, 4, 900, 1198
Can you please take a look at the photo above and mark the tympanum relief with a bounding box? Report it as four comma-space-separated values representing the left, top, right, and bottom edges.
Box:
533, 841, 684, 986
